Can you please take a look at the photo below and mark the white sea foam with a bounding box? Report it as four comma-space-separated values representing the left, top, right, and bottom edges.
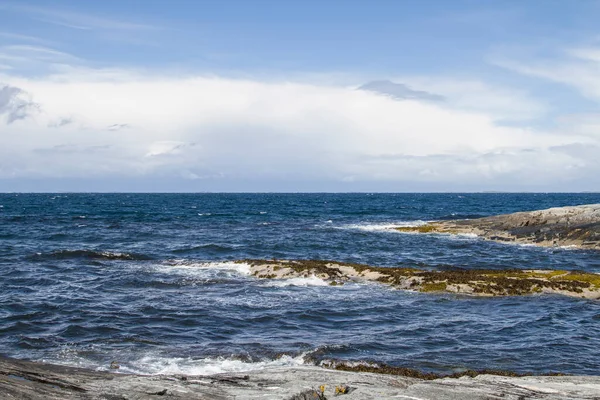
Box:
339, 220, 427, 232
457, 233, 478, 238
119, 354, 307, 375
155, 261, 252, 277
556, 245, 579, 250
261, 275, 330, 287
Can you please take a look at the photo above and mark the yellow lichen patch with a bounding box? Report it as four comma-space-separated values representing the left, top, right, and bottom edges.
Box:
395, 224, 462, 235
554, 272, 600, 288
525, 270, 568, 279
483, 270, 568, 280
240, 259, 600, 298
420, 282, 447, 292
395, 225, 438, 233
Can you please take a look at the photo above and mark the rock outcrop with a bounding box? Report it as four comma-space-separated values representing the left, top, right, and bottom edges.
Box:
396, 204, 600, 250
2, 356, 600, 399
239, 259, 600, 299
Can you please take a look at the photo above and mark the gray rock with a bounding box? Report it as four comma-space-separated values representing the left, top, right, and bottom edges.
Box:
1, 357, 600, 399
401, 204, 600, 250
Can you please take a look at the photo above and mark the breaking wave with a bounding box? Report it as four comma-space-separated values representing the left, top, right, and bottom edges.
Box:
118, 353, 307, 375
260, 275, 330, 287
157, 260, 252, 276
337, 220, 427, 232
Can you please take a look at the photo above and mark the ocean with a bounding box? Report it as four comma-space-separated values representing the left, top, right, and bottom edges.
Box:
1, 193, 599, 376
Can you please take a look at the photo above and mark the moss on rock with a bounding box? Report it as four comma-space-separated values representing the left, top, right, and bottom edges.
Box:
237, 259, 600, 299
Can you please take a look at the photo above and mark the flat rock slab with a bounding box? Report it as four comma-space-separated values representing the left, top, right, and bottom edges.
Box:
2, 357, 600, 399
397, 203, 600, 250
241, 259, 600, 299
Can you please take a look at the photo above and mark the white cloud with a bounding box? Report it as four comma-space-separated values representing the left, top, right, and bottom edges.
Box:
0, 45, 81, 72
0, 68, 597, 190
1, 4, 157, 31
0, 31, 54, 45
493, 46, 600, 102
393, 77, 547, 122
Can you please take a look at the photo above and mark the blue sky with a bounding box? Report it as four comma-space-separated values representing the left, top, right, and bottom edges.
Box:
1, 1, 600, 191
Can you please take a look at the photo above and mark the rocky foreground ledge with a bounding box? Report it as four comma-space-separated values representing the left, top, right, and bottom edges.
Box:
2, 357, 600, 400
240, 259, 600, 299
396, 203, 600, 250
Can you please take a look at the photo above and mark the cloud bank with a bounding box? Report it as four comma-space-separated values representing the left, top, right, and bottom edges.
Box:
0, 67, 598, 191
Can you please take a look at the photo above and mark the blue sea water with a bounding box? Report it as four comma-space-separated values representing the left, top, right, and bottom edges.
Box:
1, 193, 600, 376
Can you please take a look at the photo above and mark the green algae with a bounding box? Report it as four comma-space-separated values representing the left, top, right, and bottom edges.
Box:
420, 282, 447, 292
395, 225, 438, 233
395, 224, 460, 234
237, 259, 600, 297
558, 272, 600, 288
321, 360, 566, 380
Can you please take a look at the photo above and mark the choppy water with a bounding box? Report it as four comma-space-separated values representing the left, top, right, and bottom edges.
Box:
1, 193, 600, 376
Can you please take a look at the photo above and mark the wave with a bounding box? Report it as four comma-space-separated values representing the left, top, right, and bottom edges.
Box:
116, 353, 307, 375
158, 260, 252, 276
337, 220, 427, 232
260, 275, 330, 287
27, 250, 152, 261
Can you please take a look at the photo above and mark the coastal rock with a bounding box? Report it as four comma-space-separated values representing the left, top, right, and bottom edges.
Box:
240, 259, 600, 299
1, 357, 600, 399
396, 203, 600, 250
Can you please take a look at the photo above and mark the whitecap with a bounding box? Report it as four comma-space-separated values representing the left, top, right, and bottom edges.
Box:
155, 261, 252, 277
261, 275, 329, 287
453, 233, 478, 239
556, 245, 579, 250
339, 220, 427, 232
118, 354, 307, 375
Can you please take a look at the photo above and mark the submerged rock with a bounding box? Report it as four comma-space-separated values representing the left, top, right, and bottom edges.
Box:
239, 259, 600, 299
1, 356, 599, 399
395, 203, 600, 250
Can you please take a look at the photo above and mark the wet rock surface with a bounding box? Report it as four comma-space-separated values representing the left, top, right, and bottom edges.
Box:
239, 259, 600, 299
396, 204, 600, 250
2, 357, 600, 400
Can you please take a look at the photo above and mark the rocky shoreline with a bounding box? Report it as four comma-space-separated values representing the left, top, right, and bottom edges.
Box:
395, 203, 600, 250
4, 204, 600, 398
240, 259, 600, 299
2, 356, 600, 399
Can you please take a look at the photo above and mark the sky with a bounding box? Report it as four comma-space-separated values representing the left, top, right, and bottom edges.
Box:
1, 0, 600, 192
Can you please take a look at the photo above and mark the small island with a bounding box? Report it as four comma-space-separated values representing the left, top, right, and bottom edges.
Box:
395, 204, 600, 250
240, 259, 600, 299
